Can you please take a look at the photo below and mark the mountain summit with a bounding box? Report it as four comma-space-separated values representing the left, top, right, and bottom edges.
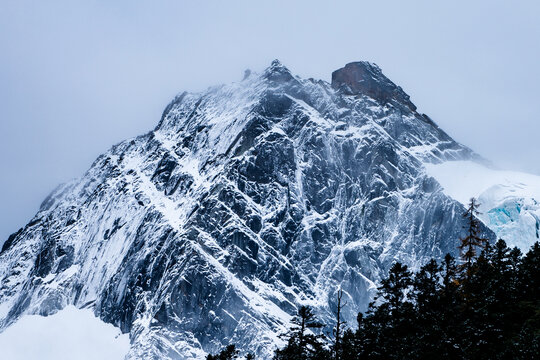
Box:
2, 60, 536, 359
331, 61, 416, 111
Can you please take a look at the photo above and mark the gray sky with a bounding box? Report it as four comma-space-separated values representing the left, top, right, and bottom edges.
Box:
1, 0, 539, 244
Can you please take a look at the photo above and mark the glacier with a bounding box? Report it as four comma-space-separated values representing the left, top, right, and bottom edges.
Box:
425, 160, 540, 252
1, 60, 532, 359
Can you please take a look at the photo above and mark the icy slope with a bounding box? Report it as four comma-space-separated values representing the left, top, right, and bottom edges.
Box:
425, 161, 540, 251
0, 305, 129, 360
0, 60, 495, 359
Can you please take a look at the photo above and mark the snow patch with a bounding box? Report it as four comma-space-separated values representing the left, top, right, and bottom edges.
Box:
0, 305, 129, 360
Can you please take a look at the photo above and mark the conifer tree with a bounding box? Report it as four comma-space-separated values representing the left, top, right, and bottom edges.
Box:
412, 259, 443, 358
413, 259, 441, 313
439, 254, 464, 358
378, 262, 412, 316
206, 345, 239, 360
339, 328, 358, 360
332, 288, 347, 360
367, 262, 416, 359
486, 240, 522, 357
273, 306, 329, 360
519, 241, 540, 301
517, 241, 540, 350
461, 242, 494, 357
459, 197, 488, 275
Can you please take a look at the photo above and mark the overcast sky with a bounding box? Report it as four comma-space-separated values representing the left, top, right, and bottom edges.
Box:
1, 0, 539, 243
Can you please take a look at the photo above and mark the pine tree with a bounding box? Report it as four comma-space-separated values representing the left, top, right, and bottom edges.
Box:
458, 198, 488, 276
273, 306, 329, 360
460, 242, 495, 357
516, 241, 540, 355
367, 262, 416, 359
413, 259, 441, 313
339, 328, 358, 360
206, 344, 239, 360
487, 240, 522, 357
332, 288, 347, 360
438, 254, 465, 358
378, 262, 412, 316
412, 259, 443, 358
519, 241, 540, 301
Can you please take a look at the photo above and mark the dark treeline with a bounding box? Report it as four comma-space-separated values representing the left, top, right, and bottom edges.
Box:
208, 199, 540, 359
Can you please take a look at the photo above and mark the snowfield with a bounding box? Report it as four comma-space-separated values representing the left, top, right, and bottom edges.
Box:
425, 161, 540, 251
0, 305, 129, 360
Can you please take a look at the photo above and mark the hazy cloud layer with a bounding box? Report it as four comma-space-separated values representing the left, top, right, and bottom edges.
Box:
1, 0, 539, 242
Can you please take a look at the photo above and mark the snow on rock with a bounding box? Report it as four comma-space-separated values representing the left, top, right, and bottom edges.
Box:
0, 305, 129, 360
425, 161, 540, 251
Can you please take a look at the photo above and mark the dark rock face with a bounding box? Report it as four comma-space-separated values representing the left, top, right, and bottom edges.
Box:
0, 60, 494, 359
332, 61, 417, 111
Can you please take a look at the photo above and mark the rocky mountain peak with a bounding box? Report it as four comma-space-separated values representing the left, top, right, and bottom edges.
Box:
331, 61, 416, 111
263, 59, 295, 83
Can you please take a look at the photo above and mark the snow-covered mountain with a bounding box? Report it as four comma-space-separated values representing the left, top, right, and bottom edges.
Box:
0, 60, 535, 359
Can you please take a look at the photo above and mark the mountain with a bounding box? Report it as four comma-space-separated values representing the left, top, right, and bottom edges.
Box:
1, 60, 534, 359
